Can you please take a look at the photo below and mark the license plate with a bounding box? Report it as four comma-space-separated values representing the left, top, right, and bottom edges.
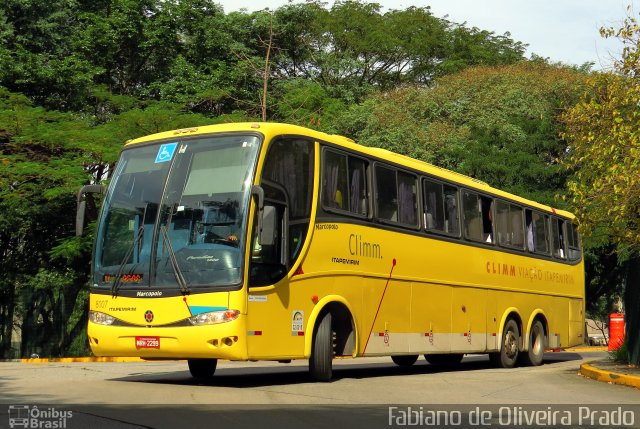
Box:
135, 336, 160, 349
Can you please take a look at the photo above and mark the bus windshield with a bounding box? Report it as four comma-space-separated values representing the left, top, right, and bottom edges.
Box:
93, 134, 261, 291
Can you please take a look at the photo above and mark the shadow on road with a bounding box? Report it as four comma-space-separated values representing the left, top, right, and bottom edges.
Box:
107, 352, 585, 388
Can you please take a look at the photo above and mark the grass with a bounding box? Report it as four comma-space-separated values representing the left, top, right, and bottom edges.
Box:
609, 340, 629, 363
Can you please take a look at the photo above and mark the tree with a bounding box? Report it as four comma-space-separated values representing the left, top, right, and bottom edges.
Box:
0, 88, 99, 357
333, 62, 588, 204
562, 12, 640, 364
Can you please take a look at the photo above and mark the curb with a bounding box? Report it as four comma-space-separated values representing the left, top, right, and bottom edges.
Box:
580, 362, 640, 390
564, 346, 608, 352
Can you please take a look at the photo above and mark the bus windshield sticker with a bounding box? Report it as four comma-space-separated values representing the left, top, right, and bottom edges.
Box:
155, 143, 178, 163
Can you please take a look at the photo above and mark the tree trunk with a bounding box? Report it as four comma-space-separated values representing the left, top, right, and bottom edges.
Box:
0, 285, 15, 358
624, 254, 640, 365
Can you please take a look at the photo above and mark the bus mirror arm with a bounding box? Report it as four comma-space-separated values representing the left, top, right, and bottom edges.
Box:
251, 185, 265, 234
76, 184, 106, 236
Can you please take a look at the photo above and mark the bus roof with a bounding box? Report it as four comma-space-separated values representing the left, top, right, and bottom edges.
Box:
126, 122, 575, 220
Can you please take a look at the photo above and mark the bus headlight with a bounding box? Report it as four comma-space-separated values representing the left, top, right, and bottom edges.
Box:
189, 310, 240, 326
89, 311, 115, 325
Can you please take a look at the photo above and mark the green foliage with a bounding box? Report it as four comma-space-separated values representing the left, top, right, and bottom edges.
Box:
271, 79, 346, 129
584, 245, 625, 324
334, 63, 588, 205
562, 11, 640, 365
609, 339, 629, 363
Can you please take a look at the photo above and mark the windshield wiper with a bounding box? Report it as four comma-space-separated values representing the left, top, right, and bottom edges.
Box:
160, 225, 190, 295
111, 226, 145, 297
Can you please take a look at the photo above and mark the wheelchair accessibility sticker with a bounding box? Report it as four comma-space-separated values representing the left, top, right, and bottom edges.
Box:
155, 143, 178, 163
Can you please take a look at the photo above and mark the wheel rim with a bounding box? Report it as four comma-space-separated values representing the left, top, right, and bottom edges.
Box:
505, 330, 518, 359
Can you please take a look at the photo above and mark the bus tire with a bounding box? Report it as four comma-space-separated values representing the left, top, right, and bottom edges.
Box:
391, 355, 419, 367
188, 358, 217, 379
489, 318, 519, 368
425, 353, 464, 366
520, 320, 545, 366
309, 312, 334, 382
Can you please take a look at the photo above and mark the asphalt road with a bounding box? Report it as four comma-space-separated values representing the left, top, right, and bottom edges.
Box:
1, 351, 639, 428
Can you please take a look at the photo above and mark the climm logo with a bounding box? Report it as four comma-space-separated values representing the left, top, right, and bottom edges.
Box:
486, 261, 516, 276
349, 234, 382, 259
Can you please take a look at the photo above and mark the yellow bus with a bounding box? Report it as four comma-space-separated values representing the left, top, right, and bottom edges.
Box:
77, 122, 585, 381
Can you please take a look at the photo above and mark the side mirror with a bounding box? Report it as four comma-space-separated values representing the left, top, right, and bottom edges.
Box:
76, 184, 106, 236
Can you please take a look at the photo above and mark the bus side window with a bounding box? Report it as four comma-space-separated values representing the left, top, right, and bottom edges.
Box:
348, 157, 368, 216
374, 166, 418, 227
480, 196, 494, 243
375, 165, 398, 222
496, 201, 524, 249
423, 180, 459, 235
444, 185, 460, 235
567, 222, 581, 261
551, 218, 566, 259
323, 151, 348, 210
397, 171, 418, 225
463, 191, 482, 242
423, 180, 444, 230
323, 150, 369, 217
463, 191, 493, 243
526, 209, 550, 254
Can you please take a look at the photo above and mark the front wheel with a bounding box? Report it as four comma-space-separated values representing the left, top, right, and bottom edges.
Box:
309, 312, 334, 382
520, 320, 546, 366
188, 359, 217, 379
391, 355, 418, 367
490, 318, 520, 368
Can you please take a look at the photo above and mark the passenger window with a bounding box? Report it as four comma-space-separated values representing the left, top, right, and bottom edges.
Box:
376, 166, 398, 222
322, 150, 369, 216
525, 210, 550, 254
323, 151, 349, 210
463, 191, 494, 243
348, 157, 368, 216
496, 201, 524, 249
398, 171, 418, 225
551, 218, 566, 259
423, 179, 459, 235
567, 222, 581, 261
375, 166, 418, 227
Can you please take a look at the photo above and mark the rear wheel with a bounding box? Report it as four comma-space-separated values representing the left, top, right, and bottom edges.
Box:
391, 355, 419, 367
309, 312, 334, 382
489, 318, 520, 368
188, 359, 217, 379
424, 353, 464, 367
520, 320, 546, 366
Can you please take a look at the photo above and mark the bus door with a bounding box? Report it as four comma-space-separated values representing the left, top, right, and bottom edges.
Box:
245, 137, 315, 359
